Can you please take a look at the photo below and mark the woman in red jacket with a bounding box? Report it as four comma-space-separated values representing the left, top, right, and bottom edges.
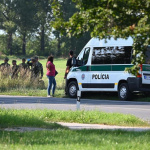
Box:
46, 55, 56, 97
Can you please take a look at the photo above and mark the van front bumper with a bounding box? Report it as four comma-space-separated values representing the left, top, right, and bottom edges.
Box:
127, 77, 150, 92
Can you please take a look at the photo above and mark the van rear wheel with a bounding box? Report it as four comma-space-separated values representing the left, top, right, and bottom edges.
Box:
118, 83, 132, 101
68, 81, 78, 98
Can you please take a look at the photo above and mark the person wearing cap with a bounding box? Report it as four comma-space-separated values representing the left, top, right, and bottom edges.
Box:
0, 57, 11, 79
11, 60, 19, 79
34, 56, 43, 79
19, 58, 30, 79
27, 57, 41, 81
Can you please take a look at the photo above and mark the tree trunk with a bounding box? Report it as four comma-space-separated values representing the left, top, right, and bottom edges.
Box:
40, 25, 45, 52
8, 32, 13, 55
57, 33, 61, 57
22, 34, 26, 55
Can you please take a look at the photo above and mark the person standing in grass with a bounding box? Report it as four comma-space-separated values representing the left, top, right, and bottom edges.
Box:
19, 58, 30, 79
11, 60, 19, 79
27, 57, 41, 82
34, 56, 43, 79
0, 57, 11, 79
46, 55, 56, 97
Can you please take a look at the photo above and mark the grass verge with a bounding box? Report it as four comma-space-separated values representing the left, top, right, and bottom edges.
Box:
0, 129, 150, 150
0, 109, 149, 128
0, 109, 150, 150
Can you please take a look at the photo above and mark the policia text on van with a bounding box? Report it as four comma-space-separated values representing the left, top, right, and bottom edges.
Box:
65, 37, 150, 101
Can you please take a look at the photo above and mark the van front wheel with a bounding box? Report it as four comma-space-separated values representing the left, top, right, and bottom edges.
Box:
118, 83, 131, 101
68, 81, 78, 98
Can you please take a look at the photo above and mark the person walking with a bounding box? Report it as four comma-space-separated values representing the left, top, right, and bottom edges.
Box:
46, 55, 56, 97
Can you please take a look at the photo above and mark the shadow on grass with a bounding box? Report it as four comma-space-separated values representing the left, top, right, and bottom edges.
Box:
0, 111, 64, 129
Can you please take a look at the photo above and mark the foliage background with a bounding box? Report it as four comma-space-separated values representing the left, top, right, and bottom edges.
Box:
0, 0, 91, 58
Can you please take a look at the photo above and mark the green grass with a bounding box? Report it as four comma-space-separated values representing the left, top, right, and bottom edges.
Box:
0, 109, 149, 127
0, 130, 150, 150
0, 58, 67, 97
0, 109, 150, 150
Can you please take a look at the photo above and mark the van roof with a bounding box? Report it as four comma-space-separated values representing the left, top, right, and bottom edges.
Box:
85, 37, 133, 47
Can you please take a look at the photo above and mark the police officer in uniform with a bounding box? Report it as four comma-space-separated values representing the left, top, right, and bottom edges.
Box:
19, 58, 30, 79
11, 60, 19, 79
0, 57, 11, 79
64, 50, 74, 79
64, 50, 76, 95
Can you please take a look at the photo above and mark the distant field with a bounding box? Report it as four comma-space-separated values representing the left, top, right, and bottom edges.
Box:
0, 58, 67, 97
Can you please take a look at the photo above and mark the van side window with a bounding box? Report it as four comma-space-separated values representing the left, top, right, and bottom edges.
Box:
83, 47, 90, 65
92, 46, 132, 64
145, 46, 150, 64
77, 47, 90, 66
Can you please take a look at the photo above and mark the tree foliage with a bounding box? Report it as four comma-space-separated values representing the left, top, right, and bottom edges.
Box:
0, 0, 90, 57
52, 0, 150, 74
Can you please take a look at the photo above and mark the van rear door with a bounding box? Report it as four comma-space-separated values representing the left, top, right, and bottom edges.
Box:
142, 46, 150, 84
142, 65, 150, 84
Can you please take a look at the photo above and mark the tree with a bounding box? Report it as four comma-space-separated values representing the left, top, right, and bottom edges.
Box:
36, 0, 53, 54
0, 0, 17, 55
52, 0, 91, 57
14, 0, 39, 55
53, 0, 150, 73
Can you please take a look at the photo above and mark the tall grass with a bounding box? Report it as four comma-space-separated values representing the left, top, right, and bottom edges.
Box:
0, 58, 67, 97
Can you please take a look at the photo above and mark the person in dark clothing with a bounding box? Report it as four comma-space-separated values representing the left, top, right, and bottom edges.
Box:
11, 60, 19, 79
64, 50, 74, 79
0, 57, 11, 79
34, 56, 43, 79
19, 58, 30, 79
27, 58, 40, 81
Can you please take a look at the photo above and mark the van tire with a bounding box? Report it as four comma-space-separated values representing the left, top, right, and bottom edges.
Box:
118, 83, 132, 101
68, 81, 78, 98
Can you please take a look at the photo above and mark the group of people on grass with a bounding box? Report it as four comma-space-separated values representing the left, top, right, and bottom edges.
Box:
0, 56, 43, 81
0, 51, 74, 97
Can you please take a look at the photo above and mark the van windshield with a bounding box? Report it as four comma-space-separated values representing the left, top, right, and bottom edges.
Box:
92, 46, 132, 64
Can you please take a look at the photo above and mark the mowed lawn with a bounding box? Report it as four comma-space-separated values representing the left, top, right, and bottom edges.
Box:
0, 109, 150, 150
0, 129, 150, 150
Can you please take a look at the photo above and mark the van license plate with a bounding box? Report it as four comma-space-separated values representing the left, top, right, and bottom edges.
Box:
144, 75, 150, 80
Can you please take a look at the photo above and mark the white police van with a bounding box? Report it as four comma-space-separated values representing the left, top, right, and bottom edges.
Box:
66, 37, 150, 100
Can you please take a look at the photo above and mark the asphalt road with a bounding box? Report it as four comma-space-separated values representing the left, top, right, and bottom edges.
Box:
0, 95, 150, 122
